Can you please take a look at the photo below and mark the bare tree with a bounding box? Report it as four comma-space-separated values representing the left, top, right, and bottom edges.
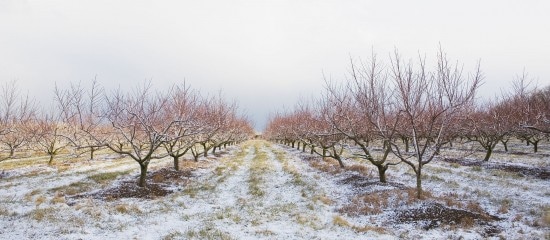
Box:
162, 84, 202, 170
386, 47, 482, 198
463, 100, 513, 161
54, 79, 105, 159
99, 83, 175, 187
32, 112, 71, 165
0, 81, 36, 160
325, 54, 401, 182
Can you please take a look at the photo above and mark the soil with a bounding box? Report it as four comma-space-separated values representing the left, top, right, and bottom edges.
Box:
72, 168, 193, 201
339, 174, 406, 189
442, 158, 550, 180
395, 202, 502, 234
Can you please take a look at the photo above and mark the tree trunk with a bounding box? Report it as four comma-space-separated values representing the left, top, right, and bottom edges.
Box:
310, 146, 314, 154
48, 154, 55, 165
296, 142, 300, 150
212, 146, 217, 154
533, 141, 538, 153
9, 148, 15, 158
173, 156, 180, 171
377, 165, 387, 183
334, 155, 345, 168
193, 154, 199, 162
291, 141, 295, 148
322, 148, 327, 157
416, 168, 422, 199
404, 138, 409, 153
302, 143, 306, 152
501, 140, 508, 152
138, 162, 149, 187
90, 147, 96, 160
483, 147, 493, 161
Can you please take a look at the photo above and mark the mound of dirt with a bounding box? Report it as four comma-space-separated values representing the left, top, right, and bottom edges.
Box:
72, 168, 192, 201
443, 158, 550, 180
89, 181, 176, 200
339, 174, 406, 189
148, 168, 193, 183
395, 202, 502, 231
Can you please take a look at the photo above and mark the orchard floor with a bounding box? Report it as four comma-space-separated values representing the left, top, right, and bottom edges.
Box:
0, 140, 548, 239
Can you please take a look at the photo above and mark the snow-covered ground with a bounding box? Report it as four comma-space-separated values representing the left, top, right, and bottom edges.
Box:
0, 140, 548, 239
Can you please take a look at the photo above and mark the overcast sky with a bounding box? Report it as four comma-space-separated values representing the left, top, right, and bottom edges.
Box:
1, 0, 549, 130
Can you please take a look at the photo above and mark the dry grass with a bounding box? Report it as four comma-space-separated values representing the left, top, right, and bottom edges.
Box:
49, 181, 93, 196
28, 207, 57, 222
333, 215, 352, 227
466, 201, 485, 214
309, 157, 342, 174
51, 191, 66, 204
248, 143, 270, 197
460, 216, 475, 228
340, 188, 434, 216
114, 203, 142, 214
34, 195, 47, 207
498, 199, 512, 214
333, 215, 386, 234
313, 194, 333, 205
542, 207, 550, 227
346, 164, 369, 176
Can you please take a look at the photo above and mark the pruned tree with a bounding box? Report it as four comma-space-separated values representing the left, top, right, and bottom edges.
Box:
386, 47, 482, 198
162, 83, 202, 170
324, 53, 401, 182
0, 81, 36, 160
32, 112, 71, 165
54, 79, 105, 159
99, 83, 175, 187
463, 99, 513, 161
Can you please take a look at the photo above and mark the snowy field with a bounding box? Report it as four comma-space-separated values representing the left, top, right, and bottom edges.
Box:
0, 140, 548, 239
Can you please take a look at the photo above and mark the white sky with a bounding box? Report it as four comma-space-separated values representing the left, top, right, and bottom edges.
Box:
1, 0, 549, 130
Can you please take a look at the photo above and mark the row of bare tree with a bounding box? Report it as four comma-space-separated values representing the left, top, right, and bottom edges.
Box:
0, 81, 254, 187
265, 48, 549, 199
